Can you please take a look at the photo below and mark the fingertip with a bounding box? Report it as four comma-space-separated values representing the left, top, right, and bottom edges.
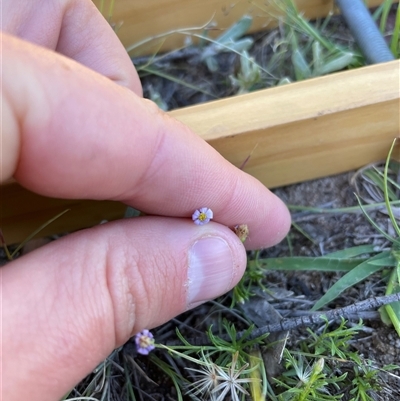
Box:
233, 188, 291, 251
264, 193, 292, 247
187, 227, 247, 308
1, 91, 20, 182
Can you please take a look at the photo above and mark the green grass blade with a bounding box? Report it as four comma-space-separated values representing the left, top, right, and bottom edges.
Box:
285, 233, 294, 257
107, 0, 116, 21
10, 209, 70, 259
324, 245, 380, 259
385, 304, 400, 336
254, 257, 367, 272
390, 3, 400, 56
363, 168, 398, 201
98, 0, 105, 13
394, 251, 400, 279
281, 0, 336, 51
367, 255, 397, 266
139, 66, 217, 98
379, 0, 393, 33
356, 195, 400, 246
384, 138, 400, 238
385, 264, 400, 337
291, 221, 317, 244
126, 23, 210, 54
0, 230, 12, 260
288, 200, 400, 214
367, 165, 400, 192
149, 355, 184, 401
312, 252, 394, 311
123, 358, 137, 401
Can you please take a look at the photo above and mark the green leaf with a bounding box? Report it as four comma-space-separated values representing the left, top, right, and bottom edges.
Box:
385, 267, 400, 337
312, 41, 322, 73
324, 245, 380, 259
385, 303, 400, 337
363, 168, 398, 201
216, 15, 252, 44
312, 252, 393, 311
378, 0, 393, 33
292, 48, 311, 80
384, 138, 400, 238
318, 52, 355, 75
396, 253, 400, 284
379, 305, 392, 325
367, 254, 397, 266
390, 2, 400, 56
256, 257, 367, 272
226, 38, 253, 53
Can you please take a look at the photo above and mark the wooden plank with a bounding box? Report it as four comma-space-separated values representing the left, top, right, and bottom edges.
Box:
92, 0, 393, 55
0, 182, 126, 246
2, 61, 399, 245
170, 60, 400, 188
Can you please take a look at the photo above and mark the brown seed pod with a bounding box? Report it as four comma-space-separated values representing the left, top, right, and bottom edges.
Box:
233, 224, 249, 243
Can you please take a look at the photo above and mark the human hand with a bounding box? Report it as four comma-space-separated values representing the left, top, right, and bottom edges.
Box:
1, 1, 291, 400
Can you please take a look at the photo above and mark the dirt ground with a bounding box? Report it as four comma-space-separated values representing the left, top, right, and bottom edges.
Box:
271, 172, 400, 377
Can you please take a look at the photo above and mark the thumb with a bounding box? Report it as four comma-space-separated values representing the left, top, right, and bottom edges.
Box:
3, 217, 246, 401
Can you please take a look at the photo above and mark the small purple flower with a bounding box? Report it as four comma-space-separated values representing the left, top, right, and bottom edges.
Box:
192, 207, 213, 225
135, 329, 155, 355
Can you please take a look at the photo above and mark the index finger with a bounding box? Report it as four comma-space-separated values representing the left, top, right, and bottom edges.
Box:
3, 33, 291, 249
1, 0, 142, 93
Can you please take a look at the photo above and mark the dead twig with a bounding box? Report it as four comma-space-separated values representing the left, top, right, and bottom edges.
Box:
165, 293, 400, 346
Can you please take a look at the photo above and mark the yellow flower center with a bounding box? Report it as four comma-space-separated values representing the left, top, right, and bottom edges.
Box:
198, 212, 207, 221
139, 336, 153, 348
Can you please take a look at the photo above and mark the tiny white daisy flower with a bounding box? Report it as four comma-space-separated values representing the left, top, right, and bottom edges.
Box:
135, 329, 155, 355
192, 207, 213, 225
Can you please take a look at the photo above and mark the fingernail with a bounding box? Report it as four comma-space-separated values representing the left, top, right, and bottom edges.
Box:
187, 237, 234, 306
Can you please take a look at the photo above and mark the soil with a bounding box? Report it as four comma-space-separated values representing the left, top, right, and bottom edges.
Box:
270, 172, 400, 379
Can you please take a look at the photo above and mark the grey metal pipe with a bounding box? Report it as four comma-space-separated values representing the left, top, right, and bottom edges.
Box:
335, 0, 394, 64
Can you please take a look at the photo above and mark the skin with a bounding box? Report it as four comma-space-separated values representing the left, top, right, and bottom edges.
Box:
1, 1, 291, 400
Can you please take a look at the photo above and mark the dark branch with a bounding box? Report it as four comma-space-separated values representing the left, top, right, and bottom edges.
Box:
165, 293, 400, 346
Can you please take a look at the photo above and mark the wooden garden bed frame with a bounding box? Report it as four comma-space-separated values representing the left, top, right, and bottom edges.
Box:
93, 0, 395, 55
1, 0, 399, 245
